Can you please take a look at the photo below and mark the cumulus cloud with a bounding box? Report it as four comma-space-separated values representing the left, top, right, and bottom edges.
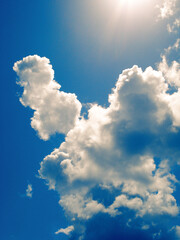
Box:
13, 55, 81, 140
55, 225, 74, 235
38, 63, 180, 221
26, 184, 33, 198
15, 55, 180, 239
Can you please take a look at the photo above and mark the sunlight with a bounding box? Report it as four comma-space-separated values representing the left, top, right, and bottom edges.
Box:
116, 0, 150, 8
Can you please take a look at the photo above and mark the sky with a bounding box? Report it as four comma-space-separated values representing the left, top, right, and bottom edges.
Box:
1, 0, 180, 239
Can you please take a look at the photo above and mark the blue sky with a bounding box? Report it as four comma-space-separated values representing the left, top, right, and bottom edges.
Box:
1, 0, 180, 240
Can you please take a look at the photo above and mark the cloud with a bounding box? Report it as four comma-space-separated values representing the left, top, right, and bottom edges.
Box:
164, 38, 180, 54
176, 226, 180, 238
26, 184, 33, 198
13, 55, 81, 140
158, 40, 180, 127
55, 225, 74, 235
38, 63, 180, 220
167, 18, 180, 33
157, 0, 180, 35
157, 0, 178, 19
15, 55, 180, 239
158, 56, 180, 88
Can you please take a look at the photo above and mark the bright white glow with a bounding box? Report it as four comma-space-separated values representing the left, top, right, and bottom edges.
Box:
117, 0, 149, 7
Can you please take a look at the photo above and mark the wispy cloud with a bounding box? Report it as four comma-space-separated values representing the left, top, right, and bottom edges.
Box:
55, 225, 74, 235
26, 184, 33, 198
167, 18, 180, 33
158, 39, 180, 89
156, 0, 180, 37
157, 0, 178, 19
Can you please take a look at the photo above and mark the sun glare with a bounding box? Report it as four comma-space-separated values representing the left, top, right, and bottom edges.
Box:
116, 0, 149, 8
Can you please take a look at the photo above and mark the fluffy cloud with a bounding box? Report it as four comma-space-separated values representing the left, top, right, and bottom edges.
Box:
13, 55, 81, 140
26, 184, 33, 198
38, 63, 180, 221
15, 55, 180, 239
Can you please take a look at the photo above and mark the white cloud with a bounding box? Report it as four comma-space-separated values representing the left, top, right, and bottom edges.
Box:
158, 39, 180, 87
156, 0, 180, 36
165, 38, 180, 54
37, 63, 180, 220
60, 193, 105, 220
13, 55, 81, 140
158, 55, 180, 87
14, 55, 180, 239
157, 0, 178, 19
158, 40, 180, 126
167, 18, 180, 33
26, 184, 33, 198
107, 195, 143, 216
55, 225, 74, 235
